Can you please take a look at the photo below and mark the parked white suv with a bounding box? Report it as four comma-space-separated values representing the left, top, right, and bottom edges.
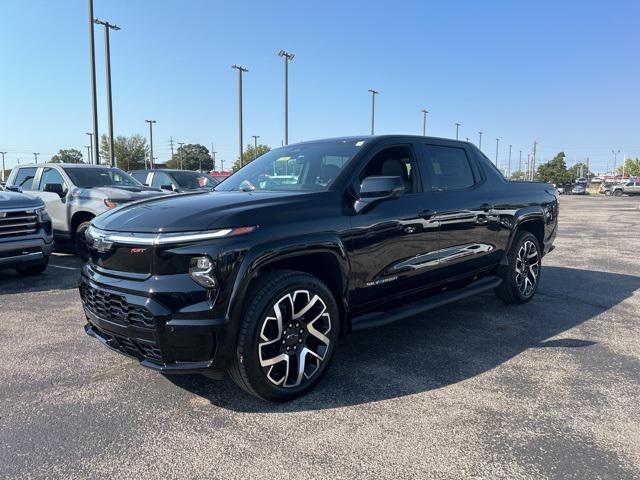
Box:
6, 163, 165, 258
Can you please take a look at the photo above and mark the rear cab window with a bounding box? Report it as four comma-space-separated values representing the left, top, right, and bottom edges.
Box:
419, 144, 476, 191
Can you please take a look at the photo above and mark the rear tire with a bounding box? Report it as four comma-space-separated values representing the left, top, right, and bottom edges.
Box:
75, 221, 92, 261
495, 231, 542, 304
228, 270, 339, 402
16, 258, 49, 276
613, 189, 623, 197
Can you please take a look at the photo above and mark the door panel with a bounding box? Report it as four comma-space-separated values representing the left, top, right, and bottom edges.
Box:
37, 168, 70, 233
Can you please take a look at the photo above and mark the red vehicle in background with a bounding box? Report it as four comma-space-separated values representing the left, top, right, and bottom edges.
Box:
209, 170, 232, 182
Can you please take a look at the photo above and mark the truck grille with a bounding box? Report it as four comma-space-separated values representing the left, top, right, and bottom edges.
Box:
80, 283, 155, 328
91, 325, 163, 362
0, 210, 38, 238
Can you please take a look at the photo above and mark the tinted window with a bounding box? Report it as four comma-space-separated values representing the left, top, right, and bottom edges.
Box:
130, 171, 149, 183
422, 145, 475, 191
39, 168, 68, 193
13, 167, 37, 190
63, 168, 140, 188
359, 146, 417, 193
151, 172, 173, 189
171, 171, 218, 190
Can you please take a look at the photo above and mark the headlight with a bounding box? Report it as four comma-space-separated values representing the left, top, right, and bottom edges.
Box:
189, 256, 217, 288
35, 207, 50, 223
104, 199, 127, 209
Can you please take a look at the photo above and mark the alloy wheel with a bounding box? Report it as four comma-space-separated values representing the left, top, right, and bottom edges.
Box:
514, 240, 540, 298
258, 290, 332, 388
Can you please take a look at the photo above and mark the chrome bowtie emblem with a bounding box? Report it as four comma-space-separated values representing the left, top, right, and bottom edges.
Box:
0, 213, 6, 218
93, 235, 114, 253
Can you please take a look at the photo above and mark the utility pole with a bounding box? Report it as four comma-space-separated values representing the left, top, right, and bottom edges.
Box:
368, 89, 379, 135
85, 132, 94, 164
495, 138, 500, 166
145, 120, 156, 169
508, 144, 512, 178
527, 154, 531, 180
586, 156, 590, 176
85, 146, 91, 163
421, 109, 428, 136
531, 141, 538, 181
178, 142, 185, 169
518, 150, 522, 174
88, 0, 99, 169
94, 18, 120, 167
455, 123, 461, 140
611, 149, 620, 176
169, 136, 175, 160
33, 153, 40, 164
212, 150, 217, 171
0, 152, 6, 182
278, 50, 295, 145
478, 131, 483, 150
252, 135, 260, 161
232, 64, 249, 167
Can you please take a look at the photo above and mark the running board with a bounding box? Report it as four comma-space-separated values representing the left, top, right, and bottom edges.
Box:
351, 275, 502, 332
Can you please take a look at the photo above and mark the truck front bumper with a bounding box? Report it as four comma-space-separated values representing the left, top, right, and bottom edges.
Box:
80, 266, 234, 376
0, 234, 54, 270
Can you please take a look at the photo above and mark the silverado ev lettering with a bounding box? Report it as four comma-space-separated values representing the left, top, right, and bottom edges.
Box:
80, 136, 558, 401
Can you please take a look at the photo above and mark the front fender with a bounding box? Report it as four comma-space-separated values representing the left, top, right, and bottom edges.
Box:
225, 233, 350, 321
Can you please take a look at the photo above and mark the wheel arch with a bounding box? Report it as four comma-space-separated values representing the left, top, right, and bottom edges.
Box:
70, 211, 95, 241
227, 236, 351, 336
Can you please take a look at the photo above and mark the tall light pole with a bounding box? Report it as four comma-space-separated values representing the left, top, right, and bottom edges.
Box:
519, 150, 522, 174
33, 153, 40, 164
252, 135, 260, 161
368, 89, 379, 135
455, 123, 461, 140
88, 0, 99, 169
495, 138, 500, 167
178, 142, 185, 169
145, 120, 156, 169
478, 131, 483, 150
85, 132, 94, 163
0, 152, 6, 182
508, 144, 512, 178
611, 149, 620, 176
94, 19, 120, 167
232, 65, 249, 167
421, 109, 428, 136
85, 146, 91, 163
278, 50, 294, 145
212, 150, 217, 171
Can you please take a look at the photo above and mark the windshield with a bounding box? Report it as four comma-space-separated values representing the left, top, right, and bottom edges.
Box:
215, 140, 364, 192
171, 171, 219, 190
63, 167, 142, 188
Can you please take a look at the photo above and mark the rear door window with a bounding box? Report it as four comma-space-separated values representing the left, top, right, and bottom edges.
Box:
150, 172, 173, 189
12, 167, 38, 190
420, 145, 475, 191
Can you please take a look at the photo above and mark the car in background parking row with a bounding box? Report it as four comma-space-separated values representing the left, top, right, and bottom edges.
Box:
605, 178, 640, 196
129, 169, 219, 193
5, 164, 166, 258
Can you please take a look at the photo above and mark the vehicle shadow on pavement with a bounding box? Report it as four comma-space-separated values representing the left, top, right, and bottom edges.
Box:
0, 257, 82, 295
168, 266, 640, 411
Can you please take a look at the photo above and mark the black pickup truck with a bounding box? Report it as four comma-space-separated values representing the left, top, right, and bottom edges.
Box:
80, 136, 558, 401
0, 186, 53, 275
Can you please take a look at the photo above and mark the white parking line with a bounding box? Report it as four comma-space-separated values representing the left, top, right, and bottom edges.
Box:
49, 264, 80, 271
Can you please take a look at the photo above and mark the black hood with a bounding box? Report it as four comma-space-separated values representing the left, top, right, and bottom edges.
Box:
0, 190, 43, 210
92, 190, 315, 233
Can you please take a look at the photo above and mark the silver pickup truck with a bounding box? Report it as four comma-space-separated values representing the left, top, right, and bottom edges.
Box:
6, 163, 166, 258
609, 178, 640, 196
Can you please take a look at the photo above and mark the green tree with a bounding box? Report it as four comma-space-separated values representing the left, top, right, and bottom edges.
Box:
232, 144, 271, 172
166, 144, 212, 171
617, 157, 640, 177
537, 152, 572, 185
509, 170, 526, 181
100, 134, 148, 171
50, 148, 85, 164
568, 162, 590, 180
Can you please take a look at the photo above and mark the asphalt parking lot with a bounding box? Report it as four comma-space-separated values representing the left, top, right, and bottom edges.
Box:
1, 195, 639, 479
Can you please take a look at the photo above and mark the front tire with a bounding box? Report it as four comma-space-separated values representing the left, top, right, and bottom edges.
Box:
495, 231, 542, 304
228, 270, 339, 402
75, 221, 92, 261
613, 189, 623, 197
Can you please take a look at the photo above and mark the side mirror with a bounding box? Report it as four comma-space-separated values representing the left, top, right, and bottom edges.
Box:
161, 184, 173, 191
44, 183, 65, 198
6, 185, 23, 193
354, 176, 405, 213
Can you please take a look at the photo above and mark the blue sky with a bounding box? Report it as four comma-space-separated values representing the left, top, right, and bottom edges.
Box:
1, 0, 638, 173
